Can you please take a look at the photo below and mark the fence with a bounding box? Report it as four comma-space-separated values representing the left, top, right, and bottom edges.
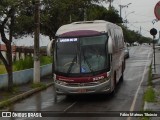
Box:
0, 64, 52, 89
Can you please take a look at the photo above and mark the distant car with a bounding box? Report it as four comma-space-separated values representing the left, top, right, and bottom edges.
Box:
124, 47, 129, 59
133, 42, 139, 46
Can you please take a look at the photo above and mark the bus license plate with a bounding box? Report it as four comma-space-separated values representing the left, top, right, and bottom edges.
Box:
78, 89, 87, 93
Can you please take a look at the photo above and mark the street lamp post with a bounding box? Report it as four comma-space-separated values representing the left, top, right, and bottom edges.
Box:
119, 3, 132, 18
124, 11, 135, 27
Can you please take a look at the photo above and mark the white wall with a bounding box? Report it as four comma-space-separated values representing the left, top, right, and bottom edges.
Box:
0, 64, 52, 89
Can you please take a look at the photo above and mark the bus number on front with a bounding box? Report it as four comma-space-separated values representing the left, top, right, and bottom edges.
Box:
93, 76, 104, 81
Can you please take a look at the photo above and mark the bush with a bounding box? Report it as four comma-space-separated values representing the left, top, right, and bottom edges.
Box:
14, 56, 52, 71
40, 56, 52, 66
0, 65, 7, 74
14, 56, 33, 71
0, 60, 2, 65
31, 83, 46, 89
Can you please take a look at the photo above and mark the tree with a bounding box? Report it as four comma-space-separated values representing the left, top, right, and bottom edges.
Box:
98, 7, 122, 23
0, 0, 32, 91
13, 1, 34, 38
120, 25, 151, 45
40, 0, 121, 40
0, 0, 16, 91
0, 0, 106, 90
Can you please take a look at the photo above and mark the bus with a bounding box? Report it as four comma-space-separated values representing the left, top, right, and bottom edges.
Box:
47, 20, 125, 99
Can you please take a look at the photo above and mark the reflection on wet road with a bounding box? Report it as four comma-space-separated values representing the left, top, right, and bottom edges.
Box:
1, 46, 153, 120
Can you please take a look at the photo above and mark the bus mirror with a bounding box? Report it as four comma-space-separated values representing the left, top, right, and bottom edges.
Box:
47, 39, 55, 56
108, 37, 113, 54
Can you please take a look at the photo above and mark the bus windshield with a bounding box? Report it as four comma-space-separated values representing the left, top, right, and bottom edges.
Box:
55, 35, 108, 75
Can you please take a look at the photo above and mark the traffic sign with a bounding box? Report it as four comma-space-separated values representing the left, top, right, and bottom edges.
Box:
150, 28, 157, 36
154, 1, 160, 20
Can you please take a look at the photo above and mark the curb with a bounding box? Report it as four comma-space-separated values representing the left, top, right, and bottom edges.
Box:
144, 101, 160, 111
0, 82, 54, 109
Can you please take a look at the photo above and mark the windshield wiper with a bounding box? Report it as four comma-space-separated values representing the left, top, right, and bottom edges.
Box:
67, 55, 77, 75
82, 51, 95, 75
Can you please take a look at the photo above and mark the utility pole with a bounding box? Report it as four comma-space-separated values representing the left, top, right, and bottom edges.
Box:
70, 14, 72, 23
84, 8, 87, 21
140, 26, 141, 35
119, 5, 122, 18
109, 0, 112, 9
34, 0, 40, 83
84, 1, 88, 21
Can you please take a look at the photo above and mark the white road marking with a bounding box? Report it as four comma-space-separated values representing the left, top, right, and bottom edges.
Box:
127, 48, 152, 120
63, 102, 77, 112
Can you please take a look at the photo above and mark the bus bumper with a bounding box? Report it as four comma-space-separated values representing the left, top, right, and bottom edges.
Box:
54, 79, 111, 95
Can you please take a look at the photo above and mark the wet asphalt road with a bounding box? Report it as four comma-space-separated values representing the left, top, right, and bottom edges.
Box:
1, 45, 153, 120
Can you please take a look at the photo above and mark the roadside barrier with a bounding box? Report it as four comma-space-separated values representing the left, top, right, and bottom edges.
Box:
0, 64, 52, 89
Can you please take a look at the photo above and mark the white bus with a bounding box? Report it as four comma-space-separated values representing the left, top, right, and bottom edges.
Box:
47, 20, 125, 98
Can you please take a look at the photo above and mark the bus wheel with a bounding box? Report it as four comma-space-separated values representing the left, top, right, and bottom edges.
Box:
120, 71, 124, 82
120, 63, 124, 82
54, 92, 57, 102
110, 73, 116, 96
53, 87, 57, 102
120, 74, 124, 82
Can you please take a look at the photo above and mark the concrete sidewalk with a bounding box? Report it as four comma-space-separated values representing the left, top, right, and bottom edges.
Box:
0, 75, 54, 109
144, 48, 160, 120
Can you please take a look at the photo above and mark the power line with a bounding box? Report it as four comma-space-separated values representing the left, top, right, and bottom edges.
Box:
127, 23, 150, 33
128, 20, 152, 23
127, 23, 151, 38
133, 13, 154, 18
112, 0, 121, 6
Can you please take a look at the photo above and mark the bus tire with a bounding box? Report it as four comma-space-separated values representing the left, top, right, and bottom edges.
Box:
120, 69, 124, 82
53, 86, 57, 102
110, 72, 116, 96
120, 74, 123, 82
120, 62, 124, 82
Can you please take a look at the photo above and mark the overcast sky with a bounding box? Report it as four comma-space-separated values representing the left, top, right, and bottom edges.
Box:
1, 0, 160, 46
111, 0, 160, 38
0, 34, 50, 47
12, 35, 50, 47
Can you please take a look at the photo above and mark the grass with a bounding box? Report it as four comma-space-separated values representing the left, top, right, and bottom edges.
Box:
140, 117, 150, 120
0, 100, 11, 109
143, 65, 156, 102
0, 85, 19, 102
144, 86, 156, 102
31, 83, 46, 89
0, 86, 22, 109
0, 56, 52, 74
141, 65, 155, 120
0, 65, 7, 74
0, 83, 48, 109
148, 65, 152, 86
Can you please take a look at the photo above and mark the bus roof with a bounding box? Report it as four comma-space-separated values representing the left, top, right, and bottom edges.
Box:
56, 20, 120, 36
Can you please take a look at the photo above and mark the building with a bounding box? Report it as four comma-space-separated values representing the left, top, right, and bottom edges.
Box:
0, 44, 47, 62
0, 44, 33, 61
